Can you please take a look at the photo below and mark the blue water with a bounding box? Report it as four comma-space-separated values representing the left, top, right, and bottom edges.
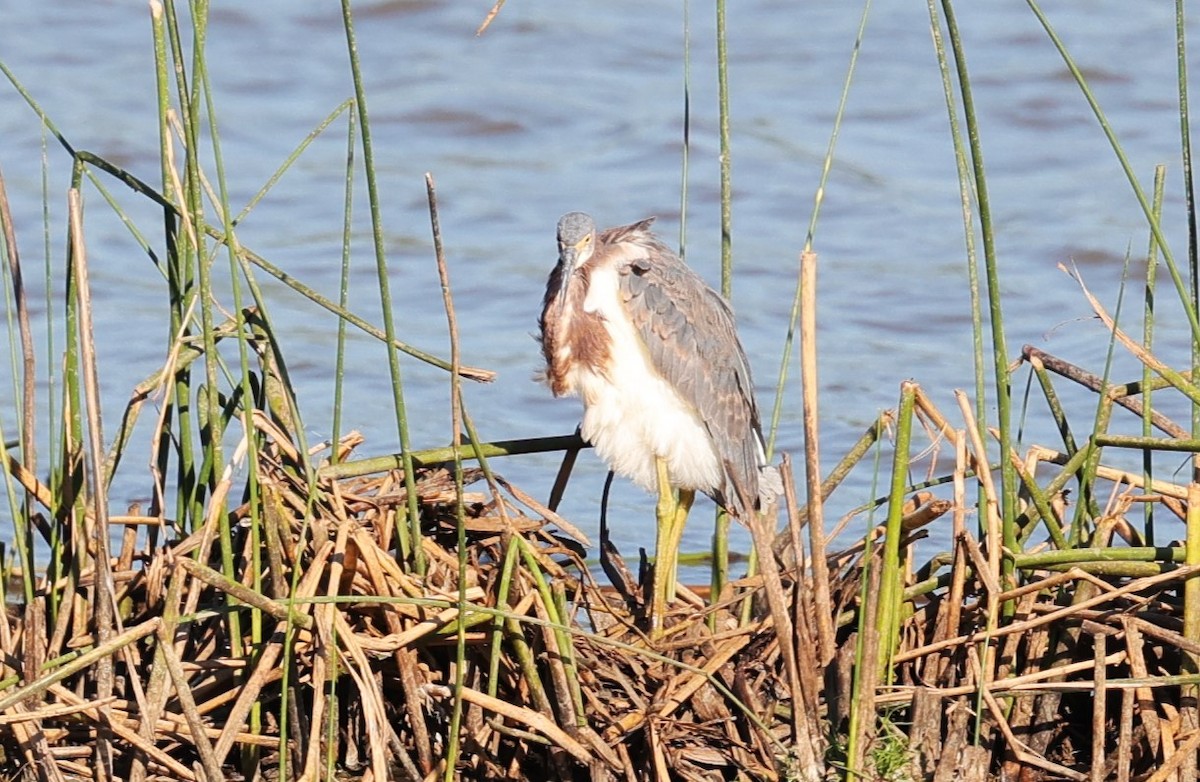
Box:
0, 1, 1196, 570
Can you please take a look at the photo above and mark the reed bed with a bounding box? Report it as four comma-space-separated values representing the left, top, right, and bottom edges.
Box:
8, 339, 1200, 780
5, 0, 1200, 780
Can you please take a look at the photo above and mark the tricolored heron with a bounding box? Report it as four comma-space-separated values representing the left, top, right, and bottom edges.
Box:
538, 212, 778, 635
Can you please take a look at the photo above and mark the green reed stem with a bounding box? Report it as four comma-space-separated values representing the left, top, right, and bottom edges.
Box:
877, 382, 916, 680
192, 1, 282, 764
1071, 253, 1132, 549
1145, 165, 1166, 545
339, 0, 423, 573
1096, 434, 1200, 452
331, 109, 357, 465
678, 0, 691, 260
1070, 396, 1112, 546
0, 171, 35, 609
926, 0, 985, 428
1013, 461, 1067, 551
711, 0, 733, 607
1179, 2, 1200, 732
765, 0, 870, 459
1028, 357, 1078, 457
181, 0, 224, 521
487, 536, 521, 699
1025, 1, 1199, 348
1178, 0, 1200, 463
160, 0, 203, 530
942, 0, 1017, 596
426, 172, 469, 780
715, 0, 731, 297
845, 428, 888, 780
1015, 546, 1184, 569
319, 432, 587, 480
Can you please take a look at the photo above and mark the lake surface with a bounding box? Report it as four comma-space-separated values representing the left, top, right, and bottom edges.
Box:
1, 1, 1196, 569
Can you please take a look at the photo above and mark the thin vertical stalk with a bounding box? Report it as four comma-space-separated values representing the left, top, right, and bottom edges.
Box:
149, 0, 190, 533
339, 0, 424, 573
1184, 1, 1200, 756
0, 166, 35, 610
177, 0, 223, 518
926, 0, 986, 428
1028, 356, 1079, 458
1186, 484, 1200, 714
487, 536, 521, 699
941, 0, 1017, 593
877, 381, 917, 679
130, 20, 172, 781
765, 0, 870, 457
331, 109, 358, 465
190, 0, 279, 764
160, 0, 204, 531
1024, 0, 1199, 346
1070, 398, 1113, 547
800, 249, 834, 664
678, 0, 691, 260
62, 162, 85, 586
1074, 254, 1132, 550
711, 0, 733, 606
68, 188, 115, 779
744, 0, 873, 629
1177, 0, 1199, 405
845, 431, 887, 780
1144, 166, 1166, 545
715, 0, 732, 297
426, 173, 469, 780
0, 165, 36, 510
39, 132, 57, 486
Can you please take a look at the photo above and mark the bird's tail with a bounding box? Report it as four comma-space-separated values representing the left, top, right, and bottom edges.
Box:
724, 460, 783, 521
757, 463, 783, 509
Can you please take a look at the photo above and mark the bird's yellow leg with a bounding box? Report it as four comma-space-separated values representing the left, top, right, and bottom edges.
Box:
667, 488, 695, 598
652, 456, 677, 638
651, 459, 696, 638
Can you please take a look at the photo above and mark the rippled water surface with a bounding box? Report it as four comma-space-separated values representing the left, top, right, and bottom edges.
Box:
1, 1, 1196, 562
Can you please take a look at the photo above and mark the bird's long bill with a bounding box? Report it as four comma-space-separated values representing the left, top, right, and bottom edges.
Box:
553, 245, 577, 317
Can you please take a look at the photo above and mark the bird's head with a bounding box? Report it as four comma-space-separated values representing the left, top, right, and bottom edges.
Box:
556, 211, 597, 276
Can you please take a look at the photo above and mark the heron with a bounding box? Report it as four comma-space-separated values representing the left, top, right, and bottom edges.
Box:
538, 211, 779, 635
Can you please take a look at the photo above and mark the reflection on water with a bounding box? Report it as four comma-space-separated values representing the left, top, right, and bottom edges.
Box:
0, 1, 1194, 561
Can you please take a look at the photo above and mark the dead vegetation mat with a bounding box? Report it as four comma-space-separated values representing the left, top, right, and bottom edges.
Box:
3, 411, 1200, 781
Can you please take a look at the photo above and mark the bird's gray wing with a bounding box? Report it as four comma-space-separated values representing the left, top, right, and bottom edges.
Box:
618, 234, 766, 517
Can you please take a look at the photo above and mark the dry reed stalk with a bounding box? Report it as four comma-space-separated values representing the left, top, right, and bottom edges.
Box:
779, 454, 828, 771
604, 625, 754, 740
895, 564, 1200, 663
1067, 263, 1200, 406
746, 503, 802, 745
1145, 729, 1200, 782
934, 430, 967, 685
876, 648, 1127, 704
847, 557, 881, 778
1117, 684, 1134, 782
1091, 631, 1107, 782
330, 613, 392, 781
49, 683, 196, 780
1023, 345, 1190, 438
153, 623, 223, 781
68, 187, 117, 781
1028, 443, 1190, 500
798, 248, 835, 670
979, 676, 1087, 781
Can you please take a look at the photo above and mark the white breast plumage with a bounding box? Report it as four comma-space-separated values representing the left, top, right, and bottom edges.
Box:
566, 260, 723, 495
